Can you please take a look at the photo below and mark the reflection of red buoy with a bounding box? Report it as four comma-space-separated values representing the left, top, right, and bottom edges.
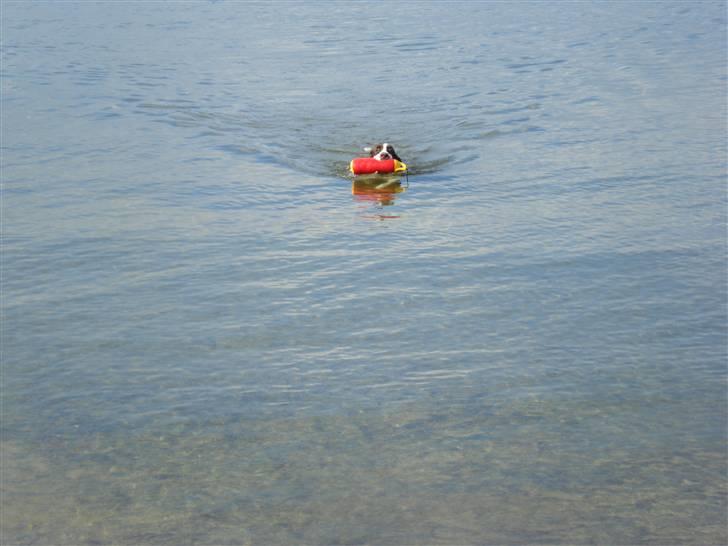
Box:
352, 177, 404, 207
349, 158, 407, 175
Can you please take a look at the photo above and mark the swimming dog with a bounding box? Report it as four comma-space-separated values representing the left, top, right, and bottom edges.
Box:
368, 143, 403, 162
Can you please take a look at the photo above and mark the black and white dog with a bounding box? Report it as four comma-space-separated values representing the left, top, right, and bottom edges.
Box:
368, 142, 403, 162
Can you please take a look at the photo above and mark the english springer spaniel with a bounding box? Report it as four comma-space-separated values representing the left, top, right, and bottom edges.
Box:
368, 142, 403, 162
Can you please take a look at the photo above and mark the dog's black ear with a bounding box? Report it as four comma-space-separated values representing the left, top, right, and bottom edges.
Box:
388, 148, 402, 161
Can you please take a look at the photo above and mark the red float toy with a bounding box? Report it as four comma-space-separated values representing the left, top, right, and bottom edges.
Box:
349, 157, 408, 175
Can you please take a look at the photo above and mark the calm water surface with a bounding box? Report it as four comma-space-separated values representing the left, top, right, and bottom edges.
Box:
2, 1, 726, 544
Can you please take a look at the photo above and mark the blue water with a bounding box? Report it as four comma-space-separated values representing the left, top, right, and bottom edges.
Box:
2, 1, 726, 544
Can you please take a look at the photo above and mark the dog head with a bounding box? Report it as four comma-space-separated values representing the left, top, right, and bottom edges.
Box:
368, 143, 402, 162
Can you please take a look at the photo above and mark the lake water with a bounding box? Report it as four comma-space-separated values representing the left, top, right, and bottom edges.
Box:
2, 1, 726, 544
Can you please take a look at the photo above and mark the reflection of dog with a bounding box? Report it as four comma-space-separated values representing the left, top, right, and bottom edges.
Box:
369, 143, 403, 162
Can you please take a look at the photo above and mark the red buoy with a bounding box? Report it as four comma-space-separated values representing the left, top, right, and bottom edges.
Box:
349, 157, 407, 175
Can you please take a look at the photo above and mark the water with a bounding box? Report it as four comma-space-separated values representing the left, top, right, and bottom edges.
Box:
2, 1, 726, 544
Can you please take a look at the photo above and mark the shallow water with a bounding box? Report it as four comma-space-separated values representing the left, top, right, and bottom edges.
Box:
2, 1, 726, 544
